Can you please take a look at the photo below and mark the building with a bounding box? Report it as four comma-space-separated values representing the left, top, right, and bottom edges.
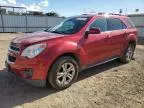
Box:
128, 13, 144, 44
128, 13, 144, 38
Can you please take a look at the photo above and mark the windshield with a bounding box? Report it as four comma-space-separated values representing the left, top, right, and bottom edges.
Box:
46, 17, 91, 34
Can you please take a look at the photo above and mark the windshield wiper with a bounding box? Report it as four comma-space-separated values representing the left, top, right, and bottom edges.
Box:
51, 31, 64, 34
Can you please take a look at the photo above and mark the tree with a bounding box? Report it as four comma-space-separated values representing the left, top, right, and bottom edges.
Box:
135, 9, 139, 13
45, 11, 59, 17
7, 11, 20, 15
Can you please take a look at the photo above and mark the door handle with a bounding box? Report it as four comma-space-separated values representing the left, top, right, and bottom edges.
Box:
107, 35, 111, 38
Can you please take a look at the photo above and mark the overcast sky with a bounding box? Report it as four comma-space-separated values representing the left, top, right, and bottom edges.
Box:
0, 0, 144, 16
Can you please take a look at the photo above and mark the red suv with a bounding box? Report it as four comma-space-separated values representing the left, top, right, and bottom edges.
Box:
6, 14, 138, 90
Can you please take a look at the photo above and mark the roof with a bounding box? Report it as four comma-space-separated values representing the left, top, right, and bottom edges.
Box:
70, 13, 128, 19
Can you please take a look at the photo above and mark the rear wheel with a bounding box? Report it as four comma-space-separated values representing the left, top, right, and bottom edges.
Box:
120, 43, 135, 63
48, 56, 79, 90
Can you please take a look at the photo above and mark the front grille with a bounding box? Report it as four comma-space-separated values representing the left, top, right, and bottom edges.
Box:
9, 43, 20, 52
8, 55, 16, 63
10, 45, 20, 52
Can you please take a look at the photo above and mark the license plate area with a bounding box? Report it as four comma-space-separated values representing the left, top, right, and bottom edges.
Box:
5, 61, 11, 72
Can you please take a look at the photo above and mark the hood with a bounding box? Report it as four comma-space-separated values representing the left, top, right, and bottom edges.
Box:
12, 31, 64, 44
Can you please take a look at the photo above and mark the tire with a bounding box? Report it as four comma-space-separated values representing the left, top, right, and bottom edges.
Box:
120, 43, 135, 63
48, 56, 79, 90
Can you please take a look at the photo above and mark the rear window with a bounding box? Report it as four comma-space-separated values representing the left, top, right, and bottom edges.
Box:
122, 22, 127, 29
127, 18, 135, 28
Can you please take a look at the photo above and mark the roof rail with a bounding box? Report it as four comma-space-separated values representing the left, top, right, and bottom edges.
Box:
109, 13, 122, 15
82, 13, 124, 16
98, 13, 122, 15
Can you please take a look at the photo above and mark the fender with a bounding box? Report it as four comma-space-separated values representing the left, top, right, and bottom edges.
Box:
126, 33, 137, 45
53, 41, 89, 68
123, 29, 137, 50
41, 39, 88, 73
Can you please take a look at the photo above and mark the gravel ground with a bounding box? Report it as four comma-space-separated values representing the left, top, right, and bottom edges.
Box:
0, 33, 144, 108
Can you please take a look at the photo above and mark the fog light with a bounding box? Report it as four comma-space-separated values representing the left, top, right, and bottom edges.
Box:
21, 68, 33, 78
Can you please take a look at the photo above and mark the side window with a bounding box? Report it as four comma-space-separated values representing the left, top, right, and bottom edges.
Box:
89, 18, 108, 32
108, 18, 123, 30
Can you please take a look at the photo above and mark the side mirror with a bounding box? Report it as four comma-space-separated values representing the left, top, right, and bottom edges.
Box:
89, 27, 101, 34
84, 27, 101, 38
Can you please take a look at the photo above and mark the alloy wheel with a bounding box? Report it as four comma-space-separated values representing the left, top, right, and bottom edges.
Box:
56, 62, 76, 86
126, 45, 134, 60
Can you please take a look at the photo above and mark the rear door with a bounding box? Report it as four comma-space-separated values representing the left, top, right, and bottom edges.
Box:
107, 18, 126, 56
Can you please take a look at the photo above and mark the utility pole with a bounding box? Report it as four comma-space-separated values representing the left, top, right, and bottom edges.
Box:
125, 8, 127, 15
119, 9, 123, 14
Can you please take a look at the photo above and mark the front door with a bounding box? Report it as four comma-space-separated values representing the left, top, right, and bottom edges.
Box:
84, 32, 110, 65
82, 17, 111, 65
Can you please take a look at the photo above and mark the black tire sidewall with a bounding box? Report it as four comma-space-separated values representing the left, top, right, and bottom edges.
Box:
48, 56, 79, 90
120, 44, 135, 63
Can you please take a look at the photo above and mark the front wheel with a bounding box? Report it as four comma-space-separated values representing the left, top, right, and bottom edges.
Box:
120, 44, 135, 63
48, 56, 79, 90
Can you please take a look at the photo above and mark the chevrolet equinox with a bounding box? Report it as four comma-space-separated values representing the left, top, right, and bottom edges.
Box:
6, 14, 138, 90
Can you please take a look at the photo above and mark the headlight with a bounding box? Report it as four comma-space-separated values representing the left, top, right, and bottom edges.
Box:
21, 43, 46, 58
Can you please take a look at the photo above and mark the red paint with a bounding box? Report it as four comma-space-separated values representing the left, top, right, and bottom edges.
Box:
7, 15, 138, 82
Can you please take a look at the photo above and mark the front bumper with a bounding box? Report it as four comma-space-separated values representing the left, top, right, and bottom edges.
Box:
5, 61, 46, 87
6, 43, 55, 87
